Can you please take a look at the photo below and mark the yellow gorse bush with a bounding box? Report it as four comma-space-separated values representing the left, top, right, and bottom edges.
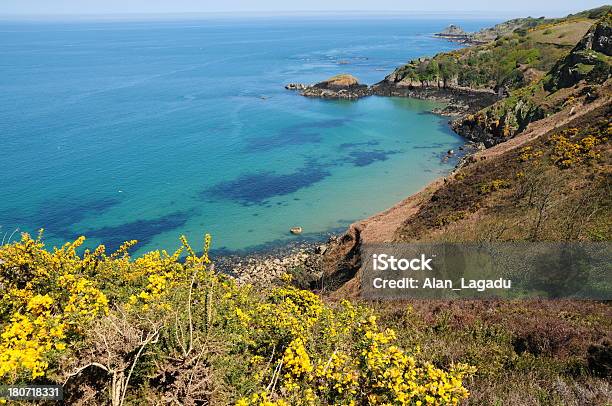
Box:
549, 127, 606, 168
235, 290, 474, 405
0, 232, 201, 382
0, 233, 473, 405
518, 146, 543, 162
0, 233, 108, 380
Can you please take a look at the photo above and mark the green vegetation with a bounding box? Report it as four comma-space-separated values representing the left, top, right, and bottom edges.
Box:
388, 13, 601, 90
448, 11, 611, 144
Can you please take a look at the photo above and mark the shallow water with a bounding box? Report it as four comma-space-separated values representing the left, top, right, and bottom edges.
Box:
0, 16, 498, 254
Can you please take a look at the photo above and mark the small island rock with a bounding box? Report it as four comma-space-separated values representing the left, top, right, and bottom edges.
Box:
286, 74, 371, 100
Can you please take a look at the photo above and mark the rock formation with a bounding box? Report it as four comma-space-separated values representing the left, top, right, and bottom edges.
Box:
434, 25, 472, 43
545, 12, 612, 91
286, 74, 371, 99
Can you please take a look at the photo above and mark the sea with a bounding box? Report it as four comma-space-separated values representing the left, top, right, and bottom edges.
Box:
0, 15, 499, 255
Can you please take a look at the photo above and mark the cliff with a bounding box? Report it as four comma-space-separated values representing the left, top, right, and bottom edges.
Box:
545, 10, 612, 90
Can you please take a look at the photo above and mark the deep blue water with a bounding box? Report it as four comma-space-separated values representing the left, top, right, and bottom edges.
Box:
0, 17, 498, 254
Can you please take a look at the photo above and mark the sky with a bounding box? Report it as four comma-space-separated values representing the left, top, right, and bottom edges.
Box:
0, 0, 607, 18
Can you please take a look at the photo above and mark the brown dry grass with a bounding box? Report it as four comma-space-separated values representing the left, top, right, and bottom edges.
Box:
531, 19, 594, 46
323, 74, 360, 87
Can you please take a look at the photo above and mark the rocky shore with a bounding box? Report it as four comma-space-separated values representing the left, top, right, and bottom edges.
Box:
214, 241, 328, 287
286, 74, 500, 138
371, 82, 499, 116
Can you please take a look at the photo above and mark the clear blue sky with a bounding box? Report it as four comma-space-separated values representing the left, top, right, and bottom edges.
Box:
0, 0, 607, 18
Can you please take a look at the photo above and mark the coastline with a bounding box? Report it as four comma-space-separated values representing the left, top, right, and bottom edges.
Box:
221, 84, 495, 283
225, 76, 611, 287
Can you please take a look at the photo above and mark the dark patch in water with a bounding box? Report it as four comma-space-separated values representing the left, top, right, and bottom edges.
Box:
203, 162, 331, 206
344, 149, 401, 167
0, 196, 121, 240
338, 140, 379, 150
245, 118, 346, 151
413, 142, 446, 149
84, 211, 191, 252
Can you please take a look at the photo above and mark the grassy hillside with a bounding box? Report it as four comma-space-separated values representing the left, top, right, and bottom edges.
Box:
383, 9, 608, 90
397, 103, 611, 244
374, 92, 612, 405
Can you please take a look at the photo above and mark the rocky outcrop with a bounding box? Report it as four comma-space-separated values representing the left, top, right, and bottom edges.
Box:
379, 60, 460, 89
372, 81, 499, 116
285, 83, 308, 91
287, 74, 371, 100
434, 25, 472, 43
451, 97, 545, 147
438, 24, 467, 36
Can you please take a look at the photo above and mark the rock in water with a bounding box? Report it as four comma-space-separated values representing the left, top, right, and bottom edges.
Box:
285, 83, 307, 90
438, 24, 467, 36
317, 74, 360, 88
301, 74, 371, 99
434, 25, 472, 43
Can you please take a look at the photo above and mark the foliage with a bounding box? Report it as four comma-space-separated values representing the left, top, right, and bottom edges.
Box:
479, 179, 511, 194
518, 146, 543, 162
391, 24, 572, 90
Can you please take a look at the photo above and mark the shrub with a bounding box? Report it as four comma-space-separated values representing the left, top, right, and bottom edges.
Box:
518, 146, 543, 162
479, 179, 511, 194
549, 130, 603, 168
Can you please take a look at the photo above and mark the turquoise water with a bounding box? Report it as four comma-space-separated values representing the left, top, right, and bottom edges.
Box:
0, 17, 497, 254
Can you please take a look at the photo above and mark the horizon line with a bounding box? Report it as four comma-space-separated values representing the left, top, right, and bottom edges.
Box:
0, 8, 584, 22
